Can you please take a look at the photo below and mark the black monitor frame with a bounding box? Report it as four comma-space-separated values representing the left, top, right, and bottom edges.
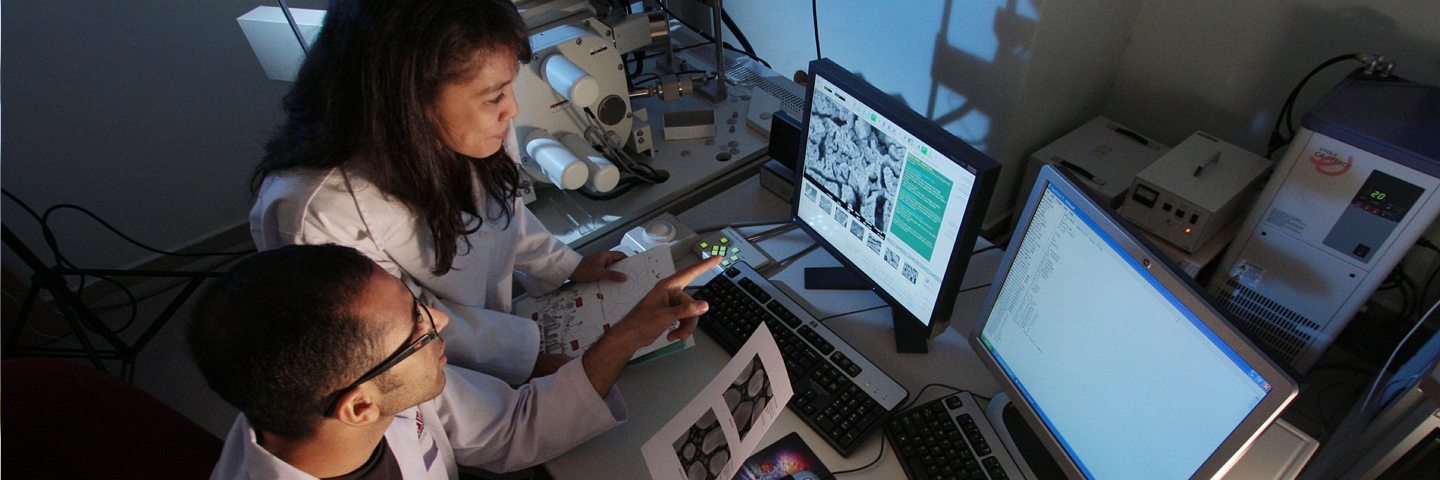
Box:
970, 165, 1298, 479
790, 59, 999, 350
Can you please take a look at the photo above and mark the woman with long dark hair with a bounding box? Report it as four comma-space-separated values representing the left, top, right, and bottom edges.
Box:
250, 0, 628, 384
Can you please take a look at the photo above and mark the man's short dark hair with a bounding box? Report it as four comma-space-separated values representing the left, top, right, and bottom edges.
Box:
189, 244, 386, 439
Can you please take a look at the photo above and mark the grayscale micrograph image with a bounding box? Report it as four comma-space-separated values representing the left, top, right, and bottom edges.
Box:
804, 92, 905, 234
723, 356, 773, 441
866, 233, 883, 253
673, 408, 730, 480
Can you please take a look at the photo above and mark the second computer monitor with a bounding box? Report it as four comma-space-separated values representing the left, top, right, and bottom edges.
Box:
792, 59, 998, 346
972, 165, 1298, 479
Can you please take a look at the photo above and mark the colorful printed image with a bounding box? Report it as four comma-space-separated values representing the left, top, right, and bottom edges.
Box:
732, 432, 831, 480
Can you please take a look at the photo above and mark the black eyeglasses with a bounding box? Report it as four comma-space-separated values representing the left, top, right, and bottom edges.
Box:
324, 296, 441, 417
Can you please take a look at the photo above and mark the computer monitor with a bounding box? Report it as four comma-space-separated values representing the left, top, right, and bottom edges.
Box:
791, 59, 998, 353
971, 165, 1299, 479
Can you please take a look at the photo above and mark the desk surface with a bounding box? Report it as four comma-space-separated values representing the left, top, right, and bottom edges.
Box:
544, 176, 1006, 479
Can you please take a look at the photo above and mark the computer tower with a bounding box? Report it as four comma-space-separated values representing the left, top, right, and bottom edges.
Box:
1206, 75, 1440, 373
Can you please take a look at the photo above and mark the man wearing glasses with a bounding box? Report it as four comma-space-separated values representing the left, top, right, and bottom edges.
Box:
191, 244, 721, 478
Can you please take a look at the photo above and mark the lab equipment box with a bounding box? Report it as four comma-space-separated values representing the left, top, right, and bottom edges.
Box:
1120, 132, 1272, 253
1016, 116, 1169, 213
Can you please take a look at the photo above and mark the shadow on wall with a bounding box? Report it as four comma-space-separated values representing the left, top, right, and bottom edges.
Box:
923, 0, 1038, 156
1123, 4, 1438, 154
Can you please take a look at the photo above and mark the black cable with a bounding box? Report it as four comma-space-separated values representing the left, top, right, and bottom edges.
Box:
760, 242, 820, 277
972, 244, 1002, 255
581, 107, 666, 184
811, 0, 821, 60
957, 283, 993, 295
41, 204, 255, 257
4, 189, 252, 334
673, 41, 768, 69
903, 383, 966, 409
720, 8, 768, 69
654, 3, 770, 69
696, 220, 792, 234
1266, 54, 1360, 157
1397, 265, 1419, 319
655, 2, 710, 42
1425, 265, 1440, 310
1417, 237, 1440, 253
631, 69, 709, 88
824, 433, 885, 478
573, 176, 648, 201
3, 190, 140, 334
276, 0, 309, 56
816, 304, 890, 323
629, 51, 646, 78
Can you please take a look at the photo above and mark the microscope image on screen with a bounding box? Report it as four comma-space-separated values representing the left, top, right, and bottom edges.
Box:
804, 92, 905, 234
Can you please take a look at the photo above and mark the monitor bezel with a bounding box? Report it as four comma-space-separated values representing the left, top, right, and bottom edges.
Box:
790, 58, 1000, 338
968, 165, 1299, 479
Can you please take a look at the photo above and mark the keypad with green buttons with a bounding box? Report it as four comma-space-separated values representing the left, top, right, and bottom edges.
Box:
692, 226, 768, 272
697, 236, 744, 267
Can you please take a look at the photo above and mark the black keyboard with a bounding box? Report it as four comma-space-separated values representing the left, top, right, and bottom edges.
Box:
693, 262, 909, 456
885, 392, 1024, 480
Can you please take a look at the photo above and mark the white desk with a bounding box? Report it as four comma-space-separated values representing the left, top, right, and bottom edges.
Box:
544, 175, 1007, 479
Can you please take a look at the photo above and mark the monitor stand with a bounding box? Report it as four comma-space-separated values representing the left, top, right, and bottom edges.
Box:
803, 266, 928, 353
984, 393, 1066, 479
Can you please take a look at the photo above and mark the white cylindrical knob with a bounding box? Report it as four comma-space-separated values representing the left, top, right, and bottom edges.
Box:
524, 129, 587, 190
542, 53, 600, 107
644, 221, 676, 243
557, 133, 619, 193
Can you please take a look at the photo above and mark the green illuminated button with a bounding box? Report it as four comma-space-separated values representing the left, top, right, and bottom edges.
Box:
720, 237, 728, 244
699, 242, 709, 248
730, 255, 738, 261
721, 260, 731, 266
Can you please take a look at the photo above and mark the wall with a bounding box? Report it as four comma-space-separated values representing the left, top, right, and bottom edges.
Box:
1, 0, 326, 275
722, 0, 1145, 231
1106, 0, 1440, 152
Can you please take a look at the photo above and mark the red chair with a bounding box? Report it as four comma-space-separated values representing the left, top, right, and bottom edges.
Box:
2, 357, 222, 479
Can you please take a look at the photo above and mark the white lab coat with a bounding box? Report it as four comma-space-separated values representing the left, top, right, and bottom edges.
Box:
209, 361, 626, 479
251, 165, 581, 385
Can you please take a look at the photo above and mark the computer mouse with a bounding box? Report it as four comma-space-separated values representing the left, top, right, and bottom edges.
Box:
779, 471, 820, 480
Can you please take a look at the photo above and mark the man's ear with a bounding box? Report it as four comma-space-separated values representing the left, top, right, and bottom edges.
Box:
332, 385, 385, 427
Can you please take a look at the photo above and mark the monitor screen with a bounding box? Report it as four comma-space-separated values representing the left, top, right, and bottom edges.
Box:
972, 166, 1298, 479
793, 59, 996, 329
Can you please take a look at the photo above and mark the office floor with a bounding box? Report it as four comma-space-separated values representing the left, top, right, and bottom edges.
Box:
6, 249, 1391, 473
